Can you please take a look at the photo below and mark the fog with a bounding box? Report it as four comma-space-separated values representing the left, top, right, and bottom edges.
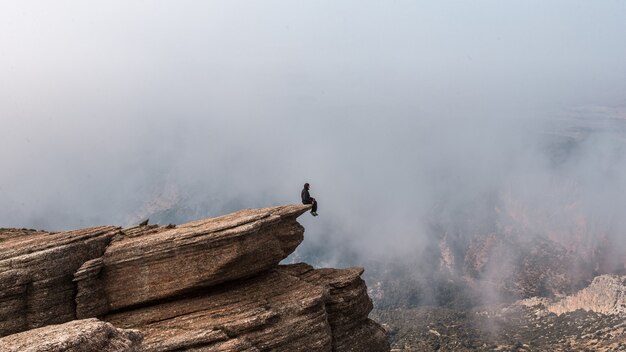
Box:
2, 2, 626, 293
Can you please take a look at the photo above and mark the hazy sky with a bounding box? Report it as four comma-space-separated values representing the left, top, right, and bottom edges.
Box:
1, 1, 626, 268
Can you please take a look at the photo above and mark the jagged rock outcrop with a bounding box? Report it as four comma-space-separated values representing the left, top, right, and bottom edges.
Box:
280, 264, 389, 352
515, 274, 626, 317
545, 274, 626, 315
0, 205, 390, 351
0, 318, 142, 352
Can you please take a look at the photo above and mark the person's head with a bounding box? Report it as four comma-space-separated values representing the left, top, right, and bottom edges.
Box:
304, 183, 310, 190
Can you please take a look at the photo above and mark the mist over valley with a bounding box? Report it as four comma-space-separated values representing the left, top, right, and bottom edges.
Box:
2, 1, 626, 350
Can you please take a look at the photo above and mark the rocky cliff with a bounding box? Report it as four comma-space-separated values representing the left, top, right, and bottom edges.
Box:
545, 274, 626, 316
0, 205, 390, 351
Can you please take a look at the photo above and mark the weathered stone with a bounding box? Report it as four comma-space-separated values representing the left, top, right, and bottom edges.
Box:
280, 263, 390, 352
0, 318, 142, 352
546, 274, 626, 315
104, 268, 333, 351
0, 227, 119, 336
0, 204, 389, 351
74, 258, 109, 318
95, 204, 310, 312
101, 262, 388, 351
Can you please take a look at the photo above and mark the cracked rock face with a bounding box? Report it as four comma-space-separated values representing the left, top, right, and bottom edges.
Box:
106, 266, 332, 351
0, 205, 390, 351
0, 226, 119, 336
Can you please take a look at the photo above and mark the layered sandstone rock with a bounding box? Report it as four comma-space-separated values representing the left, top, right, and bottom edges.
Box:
0, 318, 142, 352
280, 263, 389, 352
0, 226, 119, 336
0, 205, 390, 351
80, 205, 309, 315
106, 268, 332, 351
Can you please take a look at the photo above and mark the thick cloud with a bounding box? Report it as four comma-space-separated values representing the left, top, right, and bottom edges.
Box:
1, 2, 626, 277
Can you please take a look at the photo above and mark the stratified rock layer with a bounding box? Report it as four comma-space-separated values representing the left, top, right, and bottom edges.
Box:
0, 226, 119, 336
105, 268, 332, 351
0, 205, 390, 351
94, 205, 309, 313
280, 263, 389, 352
0, 318, 142, 352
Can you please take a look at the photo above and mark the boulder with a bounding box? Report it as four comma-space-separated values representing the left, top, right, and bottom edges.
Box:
0, 318, 142, 352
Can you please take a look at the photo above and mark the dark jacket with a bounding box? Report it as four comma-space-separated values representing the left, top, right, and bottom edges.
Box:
301, 188, 312, 204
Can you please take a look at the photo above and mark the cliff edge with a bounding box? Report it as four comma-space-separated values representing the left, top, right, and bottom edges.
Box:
0, 204, 389, 351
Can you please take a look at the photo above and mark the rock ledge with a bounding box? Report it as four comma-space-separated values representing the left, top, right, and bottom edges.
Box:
0, 204, 390, 351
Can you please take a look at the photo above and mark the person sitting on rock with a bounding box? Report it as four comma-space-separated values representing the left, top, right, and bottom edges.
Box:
301, 183, 318, 216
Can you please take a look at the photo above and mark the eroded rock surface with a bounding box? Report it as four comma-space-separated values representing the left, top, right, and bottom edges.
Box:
280, 263, 389, 352
0, 205, 389, 351
0, 226, 119, 336
91, 205, 309, 313
0, 318, 142, 352
105, 268, 332, 351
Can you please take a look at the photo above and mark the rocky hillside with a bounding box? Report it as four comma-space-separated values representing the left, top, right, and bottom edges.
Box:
373, 274, 626, 351
0, 205, 389, 351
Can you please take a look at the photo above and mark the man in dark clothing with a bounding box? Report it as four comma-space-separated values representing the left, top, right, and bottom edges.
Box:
301, 183, 318, 216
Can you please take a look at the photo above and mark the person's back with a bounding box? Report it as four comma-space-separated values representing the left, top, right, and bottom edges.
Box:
301, 188, 311, 204
301, 183, 318, 216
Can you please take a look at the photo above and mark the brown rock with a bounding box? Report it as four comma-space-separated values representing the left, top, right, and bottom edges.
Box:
104, 268, 333, 351
280, 263, 390, 352
104, 264, 389, 352
0, 318, 142, 352
0, 204, 389, 351
92, 204, 311, 313
74, 258, 109, 318
0, 227, 119, 336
